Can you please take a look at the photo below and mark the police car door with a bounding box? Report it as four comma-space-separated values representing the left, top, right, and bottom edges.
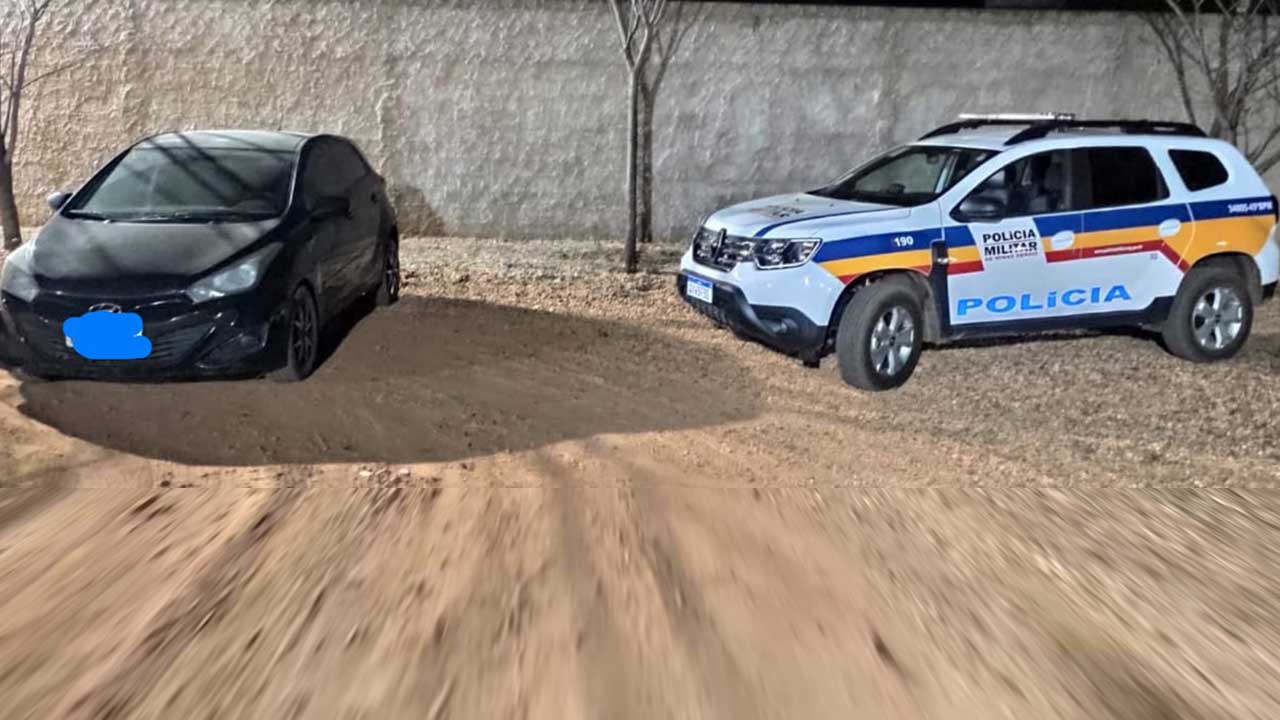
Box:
1064, 146, 1186, 318
947, 149, 1081, 327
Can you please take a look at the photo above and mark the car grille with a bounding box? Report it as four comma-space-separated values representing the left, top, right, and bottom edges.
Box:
691, 226, 756, 271
15, 294, 215, 369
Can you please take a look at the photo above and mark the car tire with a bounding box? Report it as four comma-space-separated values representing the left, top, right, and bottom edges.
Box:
375, 231, 401, 307
835, 277, 924, 391
1161, 265, 1253, 363
269, 284, 321, 383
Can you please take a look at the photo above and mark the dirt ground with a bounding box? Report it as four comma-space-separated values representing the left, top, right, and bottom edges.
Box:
2, 238, 1280, 719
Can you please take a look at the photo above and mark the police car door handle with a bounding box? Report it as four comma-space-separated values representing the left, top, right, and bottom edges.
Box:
1049, 230, 1075, 251
1158, 219, 1182, 238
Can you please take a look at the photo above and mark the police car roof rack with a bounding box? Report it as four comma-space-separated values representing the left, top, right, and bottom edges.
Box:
919, 114, 1208, 144
1003, 119, 1208, 144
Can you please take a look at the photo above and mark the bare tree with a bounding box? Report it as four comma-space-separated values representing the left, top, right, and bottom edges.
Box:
608, 0, 670, 273
0, 0, 93, 250
1145, 0, 1280, 172
635, 0, 697, 247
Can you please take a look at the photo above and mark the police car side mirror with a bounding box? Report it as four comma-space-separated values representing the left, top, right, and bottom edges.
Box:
954, 196, 1006, 223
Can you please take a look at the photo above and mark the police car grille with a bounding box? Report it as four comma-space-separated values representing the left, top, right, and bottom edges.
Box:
692, 226, 756, 271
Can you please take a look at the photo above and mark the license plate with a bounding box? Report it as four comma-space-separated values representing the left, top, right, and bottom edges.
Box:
62, 311, 153, 361
686, 276, 714, 303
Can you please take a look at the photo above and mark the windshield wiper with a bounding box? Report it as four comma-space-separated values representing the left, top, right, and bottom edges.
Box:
63, 210, 112, 221
123, 211, 217, 223
125, 211, 270, 223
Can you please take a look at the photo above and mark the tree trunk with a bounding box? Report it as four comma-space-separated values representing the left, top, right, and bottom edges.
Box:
0, 140, 21, 250
624, 71, 640, 274
637, 82, 655, 246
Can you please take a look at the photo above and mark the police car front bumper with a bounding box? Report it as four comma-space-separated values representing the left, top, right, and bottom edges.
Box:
677, 271, 826, 358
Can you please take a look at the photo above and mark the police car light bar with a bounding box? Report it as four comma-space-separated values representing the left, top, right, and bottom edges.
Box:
956, 112, 1076, 122
919, 113, 1077, 140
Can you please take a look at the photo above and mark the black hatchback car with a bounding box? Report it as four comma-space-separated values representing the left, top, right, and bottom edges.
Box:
0, 130, 400, 381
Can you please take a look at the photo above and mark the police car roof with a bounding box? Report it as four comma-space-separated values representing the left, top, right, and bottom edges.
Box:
913, 126, 1232, 153
914, 116, 1214, 151
913, 125, 1026, 150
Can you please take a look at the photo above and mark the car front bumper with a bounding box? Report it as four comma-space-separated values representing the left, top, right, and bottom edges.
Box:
677, 271, 827, 358
0, 288, 288, 381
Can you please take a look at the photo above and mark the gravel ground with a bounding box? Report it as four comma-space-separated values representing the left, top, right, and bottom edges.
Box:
401, 236, 1280, 486
0, 237, 1278, 718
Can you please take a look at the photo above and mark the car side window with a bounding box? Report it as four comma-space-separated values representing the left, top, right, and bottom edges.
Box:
301, 143, 340, 201
330, 141, 369, 190
301, 139, 369, 202
960, 150, 1072, 218
1169, 149, 1229, 192
1072, 147, 1168, 209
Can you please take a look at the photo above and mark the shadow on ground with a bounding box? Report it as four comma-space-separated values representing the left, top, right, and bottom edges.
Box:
15, 296, 760, 466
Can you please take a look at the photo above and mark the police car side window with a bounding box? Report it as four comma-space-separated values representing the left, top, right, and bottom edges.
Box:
1074, 147, 1168, 209
1169, 149, 1229, 191
961, 150, 1072, 219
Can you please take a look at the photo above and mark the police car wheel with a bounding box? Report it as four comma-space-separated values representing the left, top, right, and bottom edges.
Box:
836, 278, 923, 391
1162, 266, 1253, 363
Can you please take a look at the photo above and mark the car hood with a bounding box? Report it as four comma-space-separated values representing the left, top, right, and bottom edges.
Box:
28, 216, 280, 292
706, 193, 908, 239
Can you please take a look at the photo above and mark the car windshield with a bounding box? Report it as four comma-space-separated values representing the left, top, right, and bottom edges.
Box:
812, 145, 995, 206
66, 145, 296, 222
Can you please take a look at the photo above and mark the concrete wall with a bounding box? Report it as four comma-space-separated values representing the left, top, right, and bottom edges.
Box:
19, 1, 1196, 242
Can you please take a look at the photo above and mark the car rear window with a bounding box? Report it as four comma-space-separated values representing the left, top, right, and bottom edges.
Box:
1169, 149, 1229, 191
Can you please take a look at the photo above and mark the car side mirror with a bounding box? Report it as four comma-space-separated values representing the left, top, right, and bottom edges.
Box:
309, 196, 350, 221
954, 195, 1006, 223
47, 191, 71, 211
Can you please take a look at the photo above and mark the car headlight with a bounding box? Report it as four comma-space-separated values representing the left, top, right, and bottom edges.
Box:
186, 243, 282, 303
753, 238, 821, 270
0, 245, 39, 302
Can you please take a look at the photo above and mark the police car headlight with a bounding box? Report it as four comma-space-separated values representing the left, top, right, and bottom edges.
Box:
186, 243, 281, 303
0, 244, 39, 303
753, 238, 821, 270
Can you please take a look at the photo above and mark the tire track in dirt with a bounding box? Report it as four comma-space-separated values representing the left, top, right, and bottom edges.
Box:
0, 484, 69, 535
624, 484, 763, 720
532, 445, 761, 720
61, 484, 302, 720
537, 454, 649, 720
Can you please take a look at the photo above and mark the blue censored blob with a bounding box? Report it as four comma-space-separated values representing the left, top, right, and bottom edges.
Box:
62, 311, 153, 360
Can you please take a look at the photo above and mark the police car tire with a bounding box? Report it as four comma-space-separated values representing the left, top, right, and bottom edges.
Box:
1162, 266, 1253, 363
835, 278, 924, 391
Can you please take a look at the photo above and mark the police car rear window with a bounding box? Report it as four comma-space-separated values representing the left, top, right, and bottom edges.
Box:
1169, 149, 1229, 191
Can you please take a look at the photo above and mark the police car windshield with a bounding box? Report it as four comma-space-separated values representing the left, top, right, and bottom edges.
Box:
813, 146, 995, 206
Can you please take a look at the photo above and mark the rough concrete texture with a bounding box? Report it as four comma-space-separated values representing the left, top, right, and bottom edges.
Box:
19, 1, 1210, 241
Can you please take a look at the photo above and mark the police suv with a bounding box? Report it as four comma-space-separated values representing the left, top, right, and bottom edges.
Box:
678, 114, 1280, 390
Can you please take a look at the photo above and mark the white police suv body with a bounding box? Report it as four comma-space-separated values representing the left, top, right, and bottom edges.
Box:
678, 114, 1280, 390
